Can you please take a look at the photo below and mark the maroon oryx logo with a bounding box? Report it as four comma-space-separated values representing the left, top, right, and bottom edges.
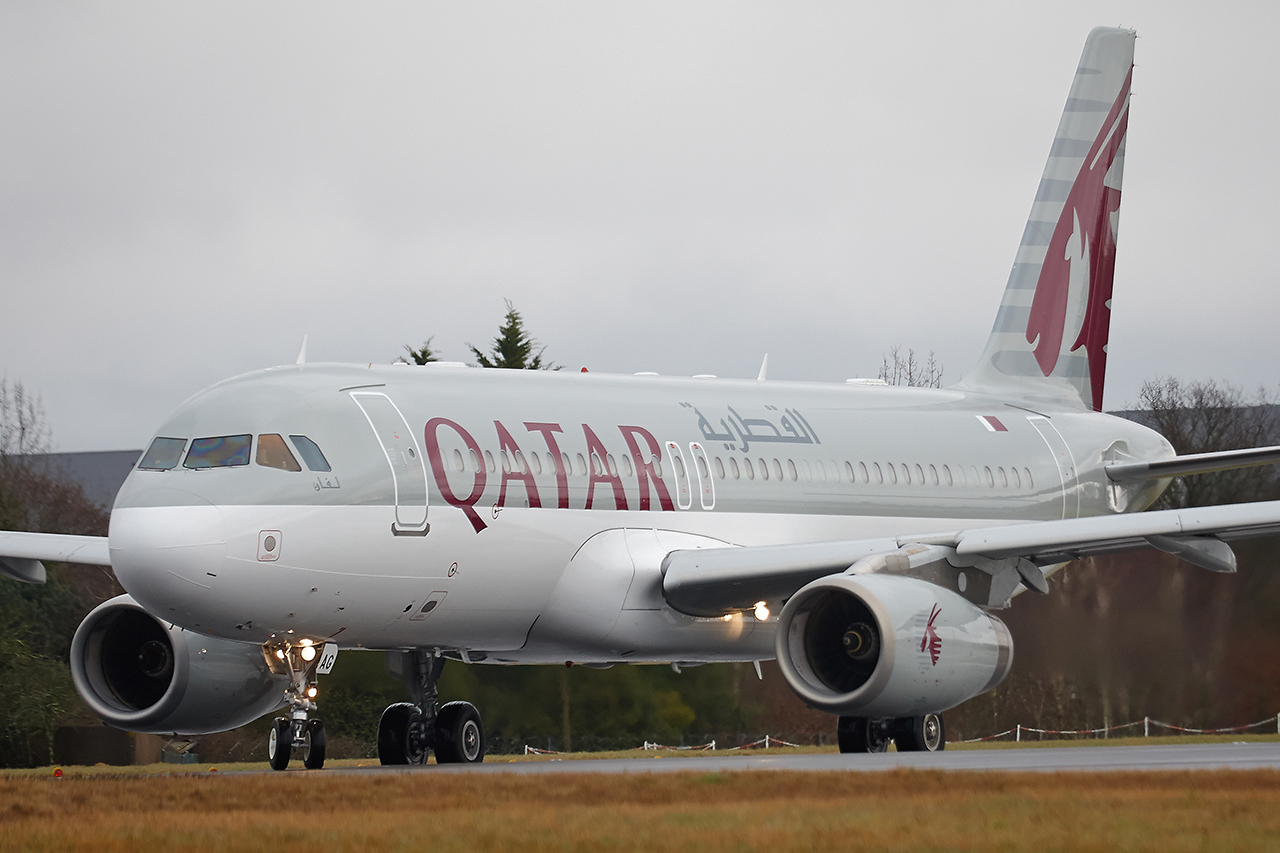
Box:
921, 604, 942, 666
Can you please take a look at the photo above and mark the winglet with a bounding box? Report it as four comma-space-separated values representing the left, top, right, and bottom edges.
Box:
296, 335, 308, 365
757, 354, 769, 382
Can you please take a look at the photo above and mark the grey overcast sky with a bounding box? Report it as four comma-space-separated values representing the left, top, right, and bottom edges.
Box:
2, 2, 1277, 452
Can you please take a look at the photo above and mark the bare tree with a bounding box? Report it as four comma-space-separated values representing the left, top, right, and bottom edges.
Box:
0, 378, 50, 459
1132, 377, 1280, 509
878, 345, 944, 388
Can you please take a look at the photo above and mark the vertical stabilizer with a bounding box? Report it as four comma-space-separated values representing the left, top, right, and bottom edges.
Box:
958, 27, 1135, 411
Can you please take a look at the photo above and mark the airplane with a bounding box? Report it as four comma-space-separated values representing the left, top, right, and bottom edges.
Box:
4, 25, 1280, 770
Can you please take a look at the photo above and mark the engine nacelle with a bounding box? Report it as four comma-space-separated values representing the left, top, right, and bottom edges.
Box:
70, 594, 290, 735
775, 573, 1012, 717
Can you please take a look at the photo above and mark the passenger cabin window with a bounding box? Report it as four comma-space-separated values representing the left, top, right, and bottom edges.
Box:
257, 434, 302, 472
289, 436, 331, 472
184, 435, 252, 469
139, 437, 187, 470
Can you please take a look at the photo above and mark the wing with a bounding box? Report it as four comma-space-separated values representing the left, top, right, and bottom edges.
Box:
662, 499, 1280, 617
0, 531, 111, 583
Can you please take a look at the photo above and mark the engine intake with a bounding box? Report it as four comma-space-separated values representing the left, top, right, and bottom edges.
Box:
775, 573, 1012, 717
71, 595, 289, 734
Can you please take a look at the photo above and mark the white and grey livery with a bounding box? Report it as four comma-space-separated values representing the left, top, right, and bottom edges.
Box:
4, 27, 1280, 767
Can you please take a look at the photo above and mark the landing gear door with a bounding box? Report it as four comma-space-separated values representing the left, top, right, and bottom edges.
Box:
351, 392, 430, 535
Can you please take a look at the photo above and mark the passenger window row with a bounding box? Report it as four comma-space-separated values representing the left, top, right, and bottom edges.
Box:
138, 434, 331, 473
446, 445, 1032, 494
713, 456, 1034, 490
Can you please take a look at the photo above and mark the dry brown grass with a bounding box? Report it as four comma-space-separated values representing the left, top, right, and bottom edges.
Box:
1, 768, 1279, 852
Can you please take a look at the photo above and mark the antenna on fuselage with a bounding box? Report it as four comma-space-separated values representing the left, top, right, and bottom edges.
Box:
296, 335, 308, 365
757, 354, 768, 382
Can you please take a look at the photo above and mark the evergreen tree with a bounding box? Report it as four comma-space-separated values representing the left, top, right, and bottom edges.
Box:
398, 337, 440, 365
468, 300, 559, 370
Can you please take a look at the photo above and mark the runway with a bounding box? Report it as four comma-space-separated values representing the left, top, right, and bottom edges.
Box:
320, 742, 1280, 776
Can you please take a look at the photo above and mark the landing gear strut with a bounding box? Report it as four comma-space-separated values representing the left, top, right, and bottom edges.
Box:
264, 639, 334, 770
378, 650, 485, 765
837, 713, 945, 753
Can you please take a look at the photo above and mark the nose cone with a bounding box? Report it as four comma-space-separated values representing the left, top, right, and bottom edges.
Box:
109, 489, 227, 626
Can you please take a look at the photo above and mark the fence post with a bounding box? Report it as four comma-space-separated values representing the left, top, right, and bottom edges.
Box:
1144, 716, 1149, 738
765, 734, 770, 750
1016, 725, 1021, 743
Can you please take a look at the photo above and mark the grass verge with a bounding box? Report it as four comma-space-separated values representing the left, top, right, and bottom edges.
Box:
2, 768, 1278, 851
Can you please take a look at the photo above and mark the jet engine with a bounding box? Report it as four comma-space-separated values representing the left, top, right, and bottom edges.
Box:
70, 594, 289, 735
775, 573, 1013, 717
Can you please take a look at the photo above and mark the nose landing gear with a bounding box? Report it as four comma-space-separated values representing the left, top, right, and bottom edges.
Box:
263, 639, 336, 770
378, 650, 485, 765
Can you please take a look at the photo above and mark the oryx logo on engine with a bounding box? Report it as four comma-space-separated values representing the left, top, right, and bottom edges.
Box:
922, 604, 942, 666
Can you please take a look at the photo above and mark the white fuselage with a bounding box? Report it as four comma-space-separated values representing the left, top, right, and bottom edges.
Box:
107, 363, 1172, 663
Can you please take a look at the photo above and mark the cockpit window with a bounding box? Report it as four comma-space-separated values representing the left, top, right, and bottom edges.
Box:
289, 435, 331, 472
257, 434, 302, 472
184, 435, 252, 469
138, 437, 187, 470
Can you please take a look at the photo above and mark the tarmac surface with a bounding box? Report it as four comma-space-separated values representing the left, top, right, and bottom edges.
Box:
313, 742, 1280, 776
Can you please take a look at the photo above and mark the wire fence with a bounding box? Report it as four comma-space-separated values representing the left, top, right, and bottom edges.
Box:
489, 714, 1280, 755
958, 714, 1280, 743
489, 732, 824, 756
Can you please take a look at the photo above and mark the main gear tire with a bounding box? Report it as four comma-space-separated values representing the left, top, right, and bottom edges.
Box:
434, 701, 484, 764
378, 702, 429, 765
894, 713, 945, 752
837, 716, 890, 754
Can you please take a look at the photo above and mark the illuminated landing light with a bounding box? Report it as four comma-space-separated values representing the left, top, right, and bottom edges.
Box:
753, 601, 770, 621
300, 645, 317, 662
721, 614, 733, 622
307, 686, 318, 699
275, 649, 286, 660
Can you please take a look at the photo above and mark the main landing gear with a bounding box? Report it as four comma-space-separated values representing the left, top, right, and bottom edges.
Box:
837, 713, 945, 753
378, 650, 485, 765
263, 639, 334, 771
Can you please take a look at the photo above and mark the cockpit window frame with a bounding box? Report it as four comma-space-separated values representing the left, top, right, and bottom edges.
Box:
289, 435, 332, 472
183, 434, 253, 470
256, 434, 303, 472
138, 437, 188, 471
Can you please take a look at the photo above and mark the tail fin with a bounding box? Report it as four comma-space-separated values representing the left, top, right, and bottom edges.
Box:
958, 27, 1135, 411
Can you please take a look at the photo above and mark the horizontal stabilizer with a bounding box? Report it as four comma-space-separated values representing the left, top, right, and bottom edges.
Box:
1106, 445, 1280, 482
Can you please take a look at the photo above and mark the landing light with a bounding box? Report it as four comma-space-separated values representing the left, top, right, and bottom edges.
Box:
307, 686, 318, 699
753, 601, 770, 621
721, 614, 733, 622
300, 645, 317, 662
275, 649, 286, 660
